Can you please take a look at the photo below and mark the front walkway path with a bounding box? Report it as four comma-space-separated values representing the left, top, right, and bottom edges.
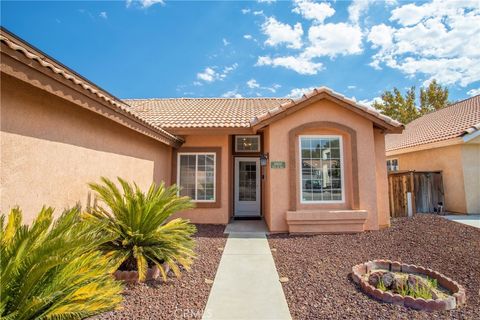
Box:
202, 226, 291, 320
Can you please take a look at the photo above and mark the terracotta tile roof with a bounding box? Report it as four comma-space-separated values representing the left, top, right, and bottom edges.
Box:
124, 87, 403, 131
0, 27, 182, 147
250, 87, 403, 130
386, 95, 480, 152
124, 98, 291, 128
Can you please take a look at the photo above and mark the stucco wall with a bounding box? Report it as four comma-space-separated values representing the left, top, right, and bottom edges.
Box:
1, 75, 172, 223
374, 129, 391, 228
462, 141, 480, 214
263, 126, 272, 230
387, 145, 467, 213
266, 99, 384, 232
171, 134, 230, 224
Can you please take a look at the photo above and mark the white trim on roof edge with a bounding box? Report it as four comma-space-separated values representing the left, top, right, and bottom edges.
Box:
250, 86, 403, 131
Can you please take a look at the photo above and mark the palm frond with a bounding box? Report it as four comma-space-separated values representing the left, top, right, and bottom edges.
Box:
0, 207, 123, 319
86, 177, 196, 281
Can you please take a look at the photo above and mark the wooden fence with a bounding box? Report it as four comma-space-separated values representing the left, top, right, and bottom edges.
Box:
388, 171, 445, 217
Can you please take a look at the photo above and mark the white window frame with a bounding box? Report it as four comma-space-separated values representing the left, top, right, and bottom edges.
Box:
299, 135, 345, 204
235, 135, 261, 153
387, 159, 399, 172
177, 152, 216, 203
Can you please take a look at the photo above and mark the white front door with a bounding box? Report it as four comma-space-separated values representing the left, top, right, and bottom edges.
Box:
234, 157, 261, 217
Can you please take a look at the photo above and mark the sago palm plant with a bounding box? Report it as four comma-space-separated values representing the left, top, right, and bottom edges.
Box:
86, 177, 196, 282
0, 206, 123, 320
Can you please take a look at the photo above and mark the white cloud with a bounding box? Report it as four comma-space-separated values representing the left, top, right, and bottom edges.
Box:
292, 0, 335, 24
221, 63, 238, 78
258, 0, 276, 3
126, 0, 164, 8
467, 88, 480, 96
241, 8, 251, 14
99, 11, 108, 19
303, 23, 363, 59
267, 83, 282, 93
367, 24, 394, 49
197, 64, 238, 83
222, 38, 230, 46
253, 10, 264, 16
197, 67, 217, 82
256, 56, 323, 75
261, 17, 303, 49
359, 96, 382, 107
222, 90, 243, 98
348, 0, 372, 24
243, 34, 253, 40
139, 0, 164, 8
368, 1, 480, 87
347, 85, 356, 89
247, 79, 260, 89
286, 87, 316, 98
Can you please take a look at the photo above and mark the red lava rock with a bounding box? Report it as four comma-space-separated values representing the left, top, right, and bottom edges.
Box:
268, 215, 479, 319
93, 225, 227, 320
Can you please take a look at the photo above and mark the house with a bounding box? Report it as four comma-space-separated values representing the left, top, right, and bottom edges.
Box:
385, 95, 480, 214
0, 28, 403, 233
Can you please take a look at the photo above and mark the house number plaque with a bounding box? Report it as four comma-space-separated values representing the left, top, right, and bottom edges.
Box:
270, 161, 286, 169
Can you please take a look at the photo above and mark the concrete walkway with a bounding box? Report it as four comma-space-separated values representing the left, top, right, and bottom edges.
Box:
203, 225, 291, 320
443, 215, 480, 228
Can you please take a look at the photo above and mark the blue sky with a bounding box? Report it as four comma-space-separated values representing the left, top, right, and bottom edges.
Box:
2, 0, 479, 104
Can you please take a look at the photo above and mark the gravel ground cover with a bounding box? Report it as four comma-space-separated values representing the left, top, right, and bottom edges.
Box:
268, 215, 480, 319
96, 224, 226, 320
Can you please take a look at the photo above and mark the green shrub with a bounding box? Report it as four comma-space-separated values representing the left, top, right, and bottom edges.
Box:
427, 276, 438, 289
410, 283, 433, 299
0, 206, 123, 320
377, 279, 387, 291
86, 177, 196, 282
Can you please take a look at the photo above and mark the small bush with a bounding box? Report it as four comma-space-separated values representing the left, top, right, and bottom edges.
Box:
86, 177, 197, 282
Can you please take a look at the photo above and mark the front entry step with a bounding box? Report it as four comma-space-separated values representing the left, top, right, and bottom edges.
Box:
224, 220, 268, 234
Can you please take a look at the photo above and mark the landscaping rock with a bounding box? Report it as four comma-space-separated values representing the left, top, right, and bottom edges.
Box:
94, 225, 227, 320
407, 274, 429, 291
392, 277, 408, 294
368, 271, 384, 287
268, 215, 479, 319
381, 272, 396, 289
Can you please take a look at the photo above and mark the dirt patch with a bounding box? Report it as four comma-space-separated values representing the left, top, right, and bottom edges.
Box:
95, 224, 226, 320
268, 215, 480, 319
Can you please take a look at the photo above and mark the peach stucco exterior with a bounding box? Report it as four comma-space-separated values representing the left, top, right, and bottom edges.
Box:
261, 99, 390, 232
1, 75, 172, 223
1, 28, 398, 232
1, 75, 394, 231
386, 138, 480, 214
170, 134, 231, 224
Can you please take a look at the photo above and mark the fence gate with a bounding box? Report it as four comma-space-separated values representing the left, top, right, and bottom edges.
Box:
388, 171, 444, 217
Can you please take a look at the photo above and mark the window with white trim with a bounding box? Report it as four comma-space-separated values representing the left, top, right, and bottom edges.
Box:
235, 135, 260, 152
177, 153, 215, 202
387, 159, 399, 172
300, 136, 344, 203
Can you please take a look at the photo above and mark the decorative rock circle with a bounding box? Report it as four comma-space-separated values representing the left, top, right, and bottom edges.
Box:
351, 260, 466, 312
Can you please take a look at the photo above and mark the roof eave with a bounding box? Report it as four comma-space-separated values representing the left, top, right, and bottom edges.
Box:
0, 27, 182, 148
251, 89, 404, 133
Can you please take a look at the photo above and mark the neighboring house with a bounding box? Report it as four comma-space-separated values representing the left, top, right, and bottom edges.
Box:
386, 95, 480, 214
0, 28, 403, 233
